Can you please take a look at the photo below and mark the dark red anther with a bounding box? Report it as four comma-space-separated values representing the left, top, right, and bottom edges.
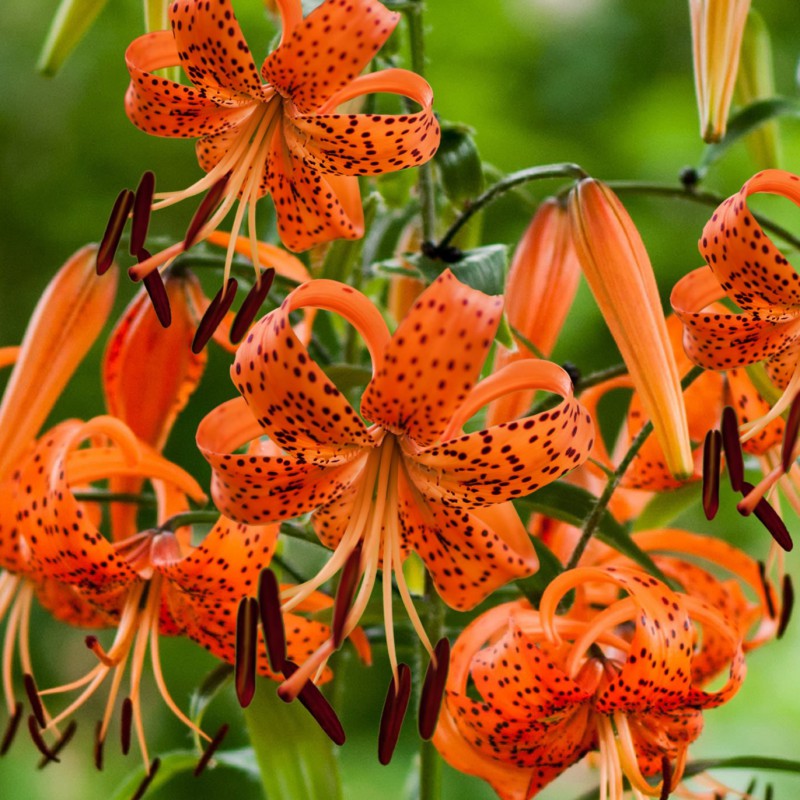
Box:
418, 637, 450, 740
93, 720, 104, 771
194, 723, 230, 777
332, 545, 362, 649
97, 188, 134, 275
757, 561, 776, 618
782, 391, 800, 473
659, 755, 672, 800
378, 663, 411, 765
120, 696, 133, 755
184, 174, 230, 249
230, 269, 275, 345
258, 569, 286, 674
765, 783, 774, 800
37, 720, 77, 769
741, 482, 794, 551
721, 406, 744, 491
141, 263, 172, 328
0, 702, 23, 755
191, 278, 238, 354
130, 171, 155, 256
281, 660, 345, 746
27, 715, 59, 762
745, 778, 757, 796
235, 597, 259, 708
23, 673, 46, 728
131, 757, 161, 800
702, 429, 722, 521
778, 574, 794, 639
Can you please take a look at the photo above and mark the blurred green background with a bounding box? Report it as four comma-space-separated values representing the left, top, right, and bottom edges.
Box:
1, 0, 800, 797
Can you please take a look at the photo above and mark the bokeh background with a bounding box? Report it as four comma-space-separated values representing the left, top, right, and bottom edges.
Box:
1, 0, 800, 797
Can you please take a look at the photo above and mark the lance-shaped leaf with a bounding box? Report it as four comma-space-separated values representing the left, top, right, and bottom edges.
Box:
569, 179, 693, 480
37, 0, 110, 76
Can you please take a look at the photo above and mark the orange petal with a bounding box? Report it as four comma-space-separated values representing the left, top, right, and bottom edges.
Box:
570, 179, 693, 480
487, 198, 581, 426
261, 0, 400, 113
282, 69, 440, 176
727, 367, 784, 454
0, 245, 117, 482
690, 0, 751, 142
362, 270, 503, 447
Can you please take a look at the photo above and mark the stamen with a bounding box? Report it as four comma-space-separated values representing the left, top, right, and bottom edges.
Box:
37, 720, 77, 769
27, 715, 59, 762
130, 171, 156, 256
0, 702, 22, 755
378, 662, 411, 765
230, 269, 276, 345
131, 757, 161, 800
235, 597, 259, 708
97, 188, 134, 275
281, 660, 345, 745
258, 569, 286, 674
765, 783, 774, 800
184, 175, 231, 250
418, 637, 450, 740
94, 720, 104, 770
142, 264, 172, 328
702, 429, 722, 520
277, 641, 334, 703
782, 391, 800, 472
191, 278, 239, 354
23, 673, 45, 728
85, 635, 117, 667
659, 755, 672, 800
120, 696, 133, 755
757, 561, 776, 619
739, 482, 794, 551
721, 406, 745, 491
194, 723, 230, 777
778, 574, 794, 639
332, 544, 362, 650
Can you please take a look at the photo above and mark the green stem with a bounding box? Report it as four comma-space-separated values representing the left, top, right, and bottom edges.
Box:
565, 365, 703, 570
419, 573, 444, 800
575, 363, 629, 393
404, 0, 437, 243
437, 163, 588, 249
72, 490, 157, 506
158, 510, 219, 531
606, 180, 800, 252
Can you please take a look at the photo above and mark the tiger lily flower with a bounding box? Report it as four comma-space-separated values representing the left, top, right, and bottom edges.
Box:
124, 0, 440, 289
569, 179, 694, 481
434, 566, 745, 800
487, 198, 581, 427
689, 0, 751, 142
198, 270, 594, 697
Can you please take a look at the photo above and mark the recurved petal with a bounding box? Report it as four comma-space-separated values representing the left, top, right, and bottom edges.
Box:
282, 70, 440, 176
125, 30, 254, 139
397, 469, 537, 611
0, 245, 117, 483
197, 398, 369, 525
726, 367, 784, 454
261, 0, 400, 113
362, 270, 503, 448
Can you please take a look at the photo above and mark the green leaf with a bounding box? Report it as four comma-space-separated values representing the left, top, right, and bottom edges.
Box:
244, 677, 344, 800
633, 481, 701, 531
494, 313, 515, 349
323, 363, 374, 392
190, 663, 233, 731
685, 756, 800, 778
407, 244, 508, 296
109, 751, 198, 800
434, 124, 484, 207
320, 194, 378, 283
745, 362, 783, 405
37, 0, 110, 76
514, 483, 669, 583
515, 537, 564, 607
700, 96, 800, 173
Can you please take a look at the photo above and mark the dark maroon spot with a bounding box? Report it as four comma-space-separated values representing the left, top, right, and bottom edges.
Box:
97, 188, 134, 275
418, 637, 450, 740
235, 597, 259, 708
131, 757, 161, 800
23, 674, 45, 728
121, 697, 133, 755
701, 429, 721, 521
230, 269, 275, 344
194, 723, 229, 776
0, 702, 23, 756
281, 661, 345, 746
258, 569, 286, 673
782, 391, 800, 473
37, 720, 77, 770
27, 715, 58, 762
378, 663, 411, 765
332, 545, 362, 649
778, 574, 794, 639
142, 263, 172, 328
721, 406, 744, 491
130, 170, 155, 256
184, 173, 230, 249
192, 278, 239, 353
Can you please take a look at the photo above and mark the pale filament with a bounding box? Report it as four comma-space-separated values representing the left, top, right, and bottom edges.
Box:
740, 363, 800, 443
